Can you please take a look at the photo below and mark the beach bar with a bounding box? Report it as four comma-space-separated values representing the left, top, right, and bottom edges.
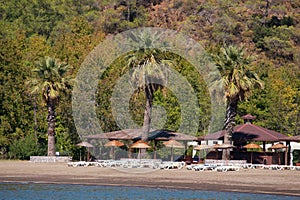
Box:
198, 114, 299, 165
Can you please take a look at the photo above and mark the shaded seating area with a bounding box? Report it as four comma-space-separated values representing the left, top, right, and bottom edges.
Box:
82, 129, 196, 160
68, 129, 197, 170
68, 114, 300, 172
198, 114, 298, 166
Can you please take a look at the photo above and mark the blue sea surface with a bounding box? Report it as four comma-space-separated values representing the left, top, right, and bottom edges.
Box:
0, 182, 298, 200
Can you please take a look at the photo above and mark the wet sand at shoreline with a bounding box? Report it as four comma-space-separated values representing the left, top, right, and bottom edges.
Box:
0, 161, 299, 197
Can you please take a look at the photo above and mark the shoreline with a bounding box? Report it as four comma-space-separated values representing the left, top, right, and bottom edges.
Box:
1, 180, 297, 198
0, 161, 300, 197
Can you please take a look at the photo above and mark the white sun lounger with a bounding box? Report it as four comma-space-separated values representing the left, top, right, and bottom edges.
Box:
67, 161, 89, 167
160, 161, 185, 169
215, 165, 241, 172
193, 164, 219, 171
261, 165, 297, 170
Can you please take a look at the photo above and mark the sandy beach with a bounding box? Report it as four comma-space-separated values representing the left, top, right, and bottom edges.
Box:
0, 161, 300, 197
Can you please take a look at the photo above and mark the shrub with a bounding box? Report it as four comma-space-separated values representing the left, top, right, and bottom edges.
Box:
8, 134, 46, 160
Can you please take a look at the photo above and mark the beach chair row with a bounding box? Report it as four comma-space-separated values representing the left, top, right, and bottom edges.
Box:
68, 159, 163, 169
67, 160, 187, 170
237, 163, 300, 170
67, 161, 96, 167
159, 161, 185, 170
96, 159, 162, 169
187, 163, 300, 172
187, 163, 241, 172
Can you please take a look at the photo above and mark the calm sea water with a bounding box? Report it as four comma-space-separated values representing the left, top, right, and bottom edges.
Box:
0, 182, 298, 200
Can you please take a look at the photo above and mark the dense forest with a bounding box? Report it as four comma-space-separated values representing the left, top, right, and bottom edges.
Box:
0, 0, 299, 159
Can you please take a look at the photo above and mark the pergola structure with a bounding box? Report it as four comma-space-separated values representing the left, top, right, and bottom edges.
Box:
84, 128, 144, 140
198, 114, 293, 165
84, 129, 196, 160
199, 114, 287, 149
84, 129, 196, 141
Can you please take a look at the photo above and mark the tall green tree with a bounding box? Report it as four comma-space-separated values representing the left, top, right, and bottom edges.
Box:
29, 57, 71, 156
124, 31, 172, 141
213, 45, 264, 160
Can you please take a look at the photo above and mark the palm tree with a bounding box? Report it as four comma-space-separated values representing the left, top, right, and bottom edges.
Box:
212, 45, 264, 160
125, 31, 172, 141
29, 56, 71, 156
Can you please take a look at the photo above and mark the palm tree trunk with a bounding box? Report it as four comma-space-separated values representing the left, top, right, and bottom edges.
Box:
222, 97, 238, 160
47, 98, 56, 156
142, 86, 153, 141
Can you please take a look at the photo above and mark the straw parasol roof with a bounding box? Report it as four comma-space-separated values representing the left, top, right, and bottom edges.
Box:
213, 143, 235, 165
104, 140, 124, 160
194, 144, 212, 163
163, 140, 184, 161
104, 140, 124, 147
130, 140, 151, 149
268, 143, 287, 149
130, 140, 151, 160
163, 140, 184, 148
243, 143, 261, 164
76, 141, 94, 148
76, 141, 94, 161
213, 143, 235, 149
243, 143, 261, 149
268, 143, 287, 165
194, 144, 212, 150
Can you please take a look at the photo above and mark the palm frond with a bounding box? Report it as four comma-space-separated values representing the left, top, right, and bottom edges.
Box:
29, 56, 72, 103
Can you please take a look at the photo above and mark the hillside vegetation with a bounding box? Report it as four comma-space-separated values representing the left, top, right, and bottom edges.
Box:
0, 0, 299, 159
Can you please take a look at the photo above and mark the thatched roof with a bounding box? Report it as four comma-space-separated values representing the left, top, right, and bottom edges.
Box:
84, 129, 143, 140
84, 129, 197, 141
148, 130, 197, 141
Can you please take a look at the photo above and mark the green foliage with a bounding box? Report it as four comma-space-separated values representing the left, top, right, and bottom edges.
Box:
8, 133, 46, 160
98, 0, 148, 33
55, 116, 74, 156
0, 0, 299, 159
212, 45, 264, 101
293, 150, 300, 165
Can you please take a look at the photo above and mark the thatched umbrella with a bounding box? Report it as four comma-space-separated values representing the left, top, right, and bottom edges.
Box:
243, 143, 262, 164
76, 141, 94, 161
269, 143, 287, 149
194, 144, 212, 162
104, 140, 125, 160
269, 143, 287, 164
213, 144, 235, 164
130, 140, 151, 159
213, 143, 235, 149
163, 140, 184, 161
194, 144, 212, 150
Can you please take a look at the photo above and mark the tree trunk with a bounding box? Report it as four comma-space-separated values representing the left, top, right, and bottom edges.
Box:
48, 134, 55, 156
222, 97, 238, 160
142, 86, 153, 141
47, 98, 56, 156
